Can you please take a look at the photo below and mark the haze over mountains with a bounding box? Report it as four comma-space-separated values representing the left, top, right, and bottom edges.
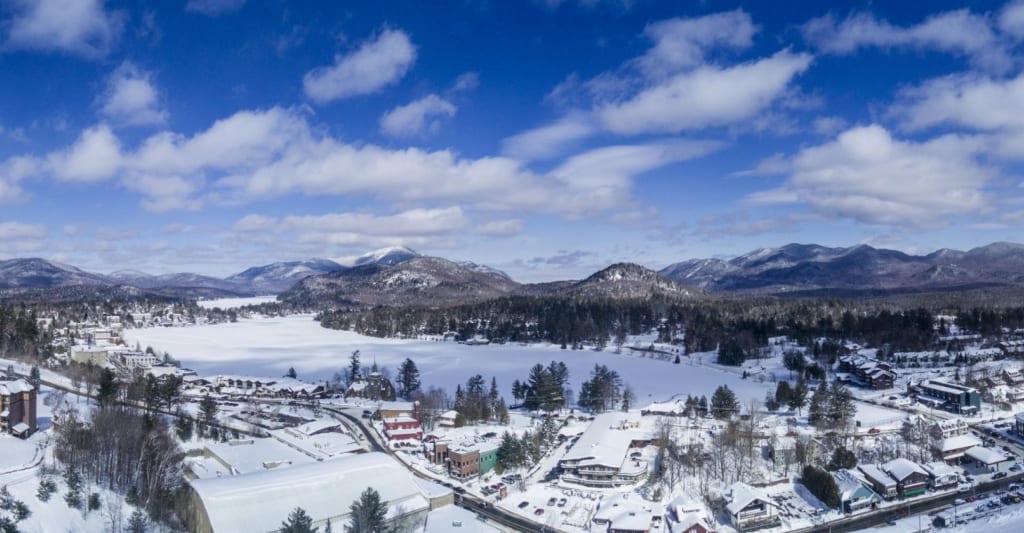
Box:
2, 242, 1024, 303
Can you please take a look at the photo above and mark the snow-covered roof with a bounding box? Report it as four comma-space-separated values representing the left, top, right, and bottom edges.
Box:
966, 446, 1009, 465
921, 462, 960, 478
941, 434, 982, 453
725, 482, 770, 515
883, 458, 926, 481
423, 504, 498, 533
439, 410, 458, 420
190, 452, 436, 533
11, 422, 29, 434
832, 469, 874, 501
379, 401, 416, 411
205, 438, 315, 475
561, 412, 646, 469
858, 465, 896, 487
0, 379, 33, 396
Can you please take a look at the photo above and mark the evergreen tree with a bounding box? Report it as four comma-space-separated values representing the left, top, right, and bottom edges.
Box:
801, 465, 840, 508
280, 506, 319, 533
28, 365, 40, 389
200, 394, 218, 427
775, 381, 793, 408
397, 358, 421, 399
826, 382, 856, 430
324, 518, 332, 533
697, 396, 708, 417
96, 368, 119, 407
127, 509, 147, 533
764, 391, 780, 412
710, 385, 739, 419
807, 382, 829, 428
788, 380, 808, 415
827, 447, 858, 471
348, 350, 361, 385
285, 367, 298, 379
348, 487, 387, 533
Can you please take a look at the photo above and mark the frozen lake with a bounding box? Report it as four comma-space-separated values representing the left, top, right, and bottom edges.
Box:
124, 314, 773, 406
197, 296, 279, 309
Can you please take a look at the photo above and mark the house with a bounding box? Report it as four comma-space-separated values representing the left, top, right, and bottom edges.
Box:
724, 483, 778, 532
71, 345, 111, 366
921, 462, 961, 490
832, 469, 881, 513
379, 401, 419, 421
858, 465, 897, 500
674, 513, 714, 533
444, 444, 497, 480
1016, 411, 1024, 438
883, 459, 929, 498
0, 379, 36, 438
438, 410, 458, 428
346, 372, 396, 402
938, 434, 982, 463
669, 496, 714, 533
593, 493, 664, 533
916, 380, 981, 414
965, 446, 1011, 472
932, 419, 969, 439
558, 412, 651, 488
384, 415, 423, 441
837, 356, 896, 389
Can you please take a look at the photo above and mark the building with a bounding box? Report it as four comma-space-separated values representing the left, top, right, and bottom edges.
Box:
932, 419, 969, 439
115, 351, 159, 369
71, 346, 110, 366
724, 483, 779, 532
196, 438, 316, 478
558, 412, 651, 488
917, 380, 981, 414
384, 415, 423, 441
437, 410, 458, 428
592, 493, 664, 533
379, 401, 419, 421
883, 459, 929, 498
346, 372, 396, 402
186, 452, 450, 533
1015, 412, 1024, 438
858, 465, 897, 500
431, 442, 497, 480
921, 462, 962, 490
965, 446, 1011, 472
0, 379, 36, 438
832, 469, 881, 513
837, 356, 896, 389
938, 434, 982, 463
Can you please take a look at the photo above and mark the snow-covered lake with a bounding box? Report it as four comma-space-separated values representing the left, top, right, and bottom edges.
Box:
124, 315, 773, 406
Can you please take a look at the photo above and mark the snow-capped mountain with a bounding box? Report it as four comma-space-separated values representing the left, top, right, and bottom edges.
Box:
556, 263, 701, 299
659, 242, 1024, 294
0, 258, 110, 289
331, 246, 420, 268
226, 259, 347, 294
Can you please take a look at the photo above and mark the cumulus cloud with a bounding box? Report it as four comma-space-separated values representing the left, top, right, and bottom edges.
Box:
637, 10, 758, 77
5, 106, 700, 216
185, 0, 245, 16
1001, 0, 1024, 39
99, 62, 167, 126
1, 0, 123, 58
379, 94, 456, 137
746, 125, 992, 227
303, 29, 416, 103
893, 73, 1024, 132
451, 72, 479, 92
801, 9, 1012, 72
597, 51, 811, 135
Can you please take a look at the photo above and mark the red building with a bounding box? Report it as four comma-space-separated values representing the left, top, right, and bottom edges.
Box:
384, 415, 422, 441
0, 379, 37, 439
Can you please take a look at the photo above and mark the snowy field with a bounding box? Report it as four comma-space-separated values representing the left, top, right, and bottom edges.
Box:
124, 314, 773, 405
197, 296, 277, 309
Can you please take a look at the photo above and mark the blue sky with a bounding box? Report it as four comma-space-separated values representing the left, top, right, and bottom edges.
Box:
2, 0, 1024, 281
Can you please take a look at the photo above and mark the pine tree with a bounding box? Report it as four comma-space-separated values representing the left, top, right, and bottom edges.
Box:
200, 394, 218, 427
324, 518, 332, 533
280, 506, 319, 533
710, 385, 738, 419
789, 380, 808, 415
28, 366, 40, 389
127, 509, 147, 533
397, 358, 421, 399
347, 350, 361, 386
96, 368, 119, 407
348, 488, 387, 533
285, 367, 298, 379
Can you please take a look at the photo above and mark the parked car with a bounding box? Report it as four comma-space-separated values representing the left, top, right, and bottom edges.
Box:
547, 498, 557, 507
955, 498, 966, 505
557, 498, 567, 507
518, 501, 529, 509
534, 508, 545, 516
994, 472, 1009, 480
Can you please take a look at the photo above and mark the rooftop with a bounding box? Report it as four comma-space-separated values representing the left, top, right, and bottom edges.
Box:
561, 412, 648, 469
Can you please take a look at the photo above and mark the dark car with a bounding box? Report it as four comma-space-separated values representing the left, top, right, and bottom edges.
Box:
995, 472, 1009, 480
534, 508, 545, 516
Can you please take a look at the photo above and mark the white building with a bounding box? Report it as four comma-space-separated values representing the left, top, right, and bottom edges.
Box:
558, 412, 652, 488
187, 452, 450, 533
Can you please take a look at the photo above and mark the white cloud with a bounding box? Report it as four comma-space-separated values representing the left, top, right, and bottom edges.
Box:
501, 113, 595, 161
597, 50, 812, 135
0, 221, 45, 240
2, 0, 123, 58
303, 29, 417, 103
637, 10, 758, 77
801, 9, 1011, 72
47, 124, 122, 182
893, 73, 1024, 132
379, 94, 456, 137
236, 207, 469, 249
99, 62, 167, 126
747, 125, 992, 227
476, 219, 523, 237
1001, 0, 1024, 39
0, 156, 39, 203
185, 0, 245, 16
451, 72, 479, 92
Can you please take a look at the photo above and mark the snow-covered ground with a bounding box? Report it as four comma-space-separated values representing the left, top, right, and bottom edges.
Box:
125, 315, 774, 404
197, 296, 278, 309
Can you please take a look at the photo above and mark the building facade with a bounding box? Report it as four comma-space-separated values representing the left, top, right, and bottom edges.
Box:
0, 379, 37, 438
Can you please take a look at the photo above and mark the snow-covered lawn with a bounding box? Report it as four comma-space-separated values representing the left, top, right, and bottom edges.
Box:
125, 315, 775, 404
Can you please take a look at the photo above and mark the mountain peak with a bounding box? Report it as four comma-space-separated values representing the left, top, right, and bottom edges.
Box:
332, 246, 420, 268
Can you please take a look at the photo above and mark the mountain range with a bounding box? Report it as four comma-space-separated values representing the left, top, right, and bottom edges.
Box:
2, 242, 1024, 303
